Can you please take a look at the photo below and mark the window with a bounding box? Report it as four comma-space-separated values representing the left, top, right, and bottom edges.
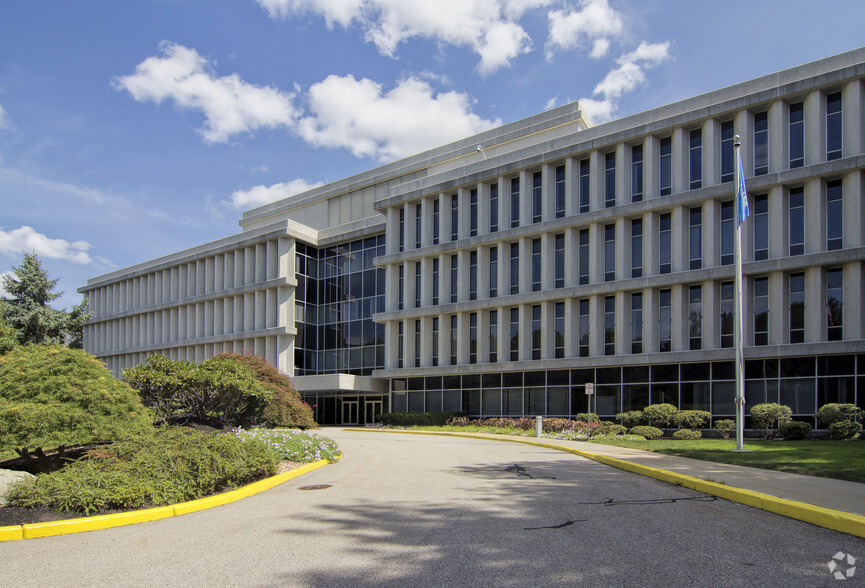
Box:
579, 229, 589, 285
469, 251, 477, 301
579, 158, 590, 213
578, 299, 589, 357
510, 178, 520, 228
469, 313, 478, 364
489, 183, 499, 233
450, 255, 458, 303
659, 137, 672, 196
433, 199, 440, 244
604, 224, 616, 282
754, 111, 768, 176
826, 92, 842, 161
509, 307, 519, 361
753, 195, 768, 260
659, 212, 671, 274
689, 129, 702, 189
689, 207, 702, 270
631, 145, 643, 202
754, 276, 768, 346
398, 321, 404, 368
789, 187, 805, 256
449, 194, 461, 242
721, 120, 735, 182
555, 233, 564, 288
789, 102, 804, 168
604, 296, 615, 355
450, 315, 458, 364
489, 246, 498, 298
605, 152, 616, 208
399, 207, 405, 252
721, 281, 734, 348
631, 219, 642, 278
555, 302, 565, 358
532, 238, 541, 292
659, 289, 672, 352
827, 268, 843, 341
631, 292, 642, 354
510, 243, 519, 295
531, 305, 541, 360
469, 189, 478, 237
432, 317, 439, 366
555, 165, 566, 218
688, 285, 702, 350
415, 263, 421, 308
721, 200, 734, 265
432, 258, 439, 305
790, 272, 805, 343
532, 172, 542, 223
398, 265, 404, 310
414, 319, 421, 367
489, 310, 498, 362
827, 180, 842, 251
415, 205, 422, 248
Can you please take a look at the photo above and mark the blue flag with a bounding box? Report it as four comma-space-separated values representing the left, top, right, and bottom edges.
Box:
737, 151, 750, 223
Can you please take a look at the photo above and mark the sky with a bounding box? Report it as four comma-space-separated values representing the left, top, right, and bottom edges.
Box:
1, 0, 864, 311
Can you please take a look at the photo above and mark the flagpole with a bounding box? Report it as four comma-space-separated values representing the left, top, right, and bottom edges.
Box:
733, 135, 747, 452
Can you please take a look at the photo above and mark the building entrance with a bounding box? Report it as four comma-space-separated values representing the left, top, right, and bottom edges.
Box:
365, 400, 383, 425
342, 400, 359, 425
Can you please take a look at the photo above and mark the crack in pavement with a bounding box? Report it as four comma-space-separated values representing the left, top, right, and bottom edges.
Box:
581, 496, 718, 506
524, 519, 586, 531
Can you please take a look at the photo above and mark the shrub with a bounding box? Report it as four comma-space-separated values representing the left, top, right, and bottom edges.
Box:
817, 403, 864, 428
4, 427, 279, 514
629, 425, 663, 440
0, 316, 17, 354
575, 413, 599, 424
595, 423, 628, 437
380, 411, 467, 427
828, 421, 862, 440
214, 352, 315, 429
714, 419, 736, 439
124, 355, 273, 426
642, 403, 679, 428
0, 345, 152, 459
779, 420, 812, 440
673, 429, 702, 440
233, 429, 340, 462
616, 410, 643, 428
750, 403, 793, 439
675, 410, 711, 430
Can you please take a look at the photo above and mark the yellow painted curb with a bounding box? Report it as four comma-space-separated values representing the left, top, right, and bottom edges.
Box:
354, 428, 865, 539
1, 459, 334, 542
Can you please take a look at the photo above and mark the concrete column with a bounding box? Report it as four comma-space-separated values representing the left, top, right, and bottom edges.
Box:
842, 78, 863, 158
541, 301, 555, 359
385, 321, 399, 368
614, 292, 626, 355
497, 306, 509, 362
565, 298, 578, 357
767, 271, 784, 345
671, 205, 687, 273
518, 304, 532, 361
440, 193, 452, 243
499, 178, 511, 231
386, 207, 400, 254
734, 109, 754, 177
266, 241, 278, 280
702, 280, 717, 349
197, 260, 206, 296
205, 258, 214, 294
222, 252, 234, 289
702, 118, 720, 187
766, 186, 785, 259
265, 288, 276, 329
420, 315, 433, 367
255, 244, 267, 283
844, 261, 864, 340
671, 284, 687, 352
644, 212, 659, 277
454, 312, 467, 365
643, 288, 658, 353
769, 100, 787, 174
564, 157, 578, 216
478, 247, 490, 299
542, 164, 555, 221
804, 265, 822, 342
421, 198, 434, 247
804, 177, 822, 254
458, 187, 471, 240
589, 295, 602, 356
541, 232, 554, 290
519, 170, 532, 225
419, 258, 432, 307
478, 182, 491, 236
804, 90, 824, 165
519, 238, 532, 294
588, 222, 601, 284
204, 301, 213, 337
457, 250, 470, 301
616, 143, 629, 206
589, 150, 603, 211
843, 170, 863, 248
644, 135, 660, 200
671, 127, 688, 194
703, 199, 719, 268
564, 228, 577, 287
615, 217, 627, 281
406, 202, 417, 250
497, 240, 507, 296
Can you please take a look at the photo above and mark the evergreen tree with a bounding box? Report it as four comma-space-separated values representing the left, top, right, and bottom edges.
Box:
0, 252, 89, 347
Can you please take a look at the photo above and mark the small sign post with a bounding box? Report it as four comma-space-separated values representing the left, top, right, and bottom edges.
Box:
585, 383, 595, 438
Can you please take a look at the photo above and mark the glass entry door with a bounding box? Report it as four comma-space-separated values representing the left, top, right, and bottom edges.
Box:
342, 400, 359, 425
365, 400, 383, 425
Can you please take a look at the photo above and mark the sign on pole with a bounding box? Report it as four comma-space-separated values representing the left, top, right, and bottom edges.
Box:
585, 382, 594, 395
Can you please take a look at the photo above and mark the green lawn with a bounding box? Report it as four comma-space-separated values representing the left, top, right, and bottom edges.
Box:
586, 438, 865, 483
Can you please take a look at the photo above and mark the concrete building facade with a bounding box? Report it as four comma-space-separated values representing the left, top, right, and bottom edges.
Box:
81, 48, 865, 426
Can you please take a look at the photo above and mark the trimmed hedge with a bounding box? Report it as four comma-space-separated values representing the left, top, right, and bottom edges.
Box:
673, 429, 702, 440
378, 411, 467, 426
629, 425, 663, 440
779, 420, 812, 440
828, 421, 862, 440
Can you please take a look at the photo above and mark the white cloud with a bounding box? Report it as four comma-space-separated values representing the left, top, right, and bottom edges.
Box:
297, 75, 501, 161
255, 0, 538, 74
228, 179, 324, 209
546, 0, 623, 59
576, 97, 614, 125
544, 95, 559, 110
0, 226, 113, 266
0, 104, 9, 130
113, 41, 299, 143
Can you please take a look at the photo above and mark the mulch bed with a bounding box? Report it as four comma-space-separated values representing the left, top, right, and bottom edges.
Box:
0, 460, 304, 528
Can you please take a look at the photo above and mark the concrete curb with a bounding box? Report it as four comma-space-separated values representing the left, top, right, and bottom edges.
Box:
0, 459, 334, 542
353, 428, 865, 539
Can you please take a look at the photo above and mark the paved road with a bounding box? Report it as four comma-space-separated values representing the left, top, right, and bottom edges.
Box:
3, 429, 864, 587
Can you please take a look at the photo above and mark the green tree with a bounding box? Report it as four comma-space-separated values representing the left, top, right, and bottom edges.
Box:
0, 252, 89, 347
0, 315, 17, 354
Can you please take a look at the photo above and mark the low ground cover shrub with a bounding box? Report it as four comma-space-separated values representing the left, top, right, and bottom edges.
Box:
380, 412, 466, 426
828, 421, 862, 440
4, 427, 279, 514
673, 429, 702, 440
714, 419, 735, 439
779, 421, 812, 440
629, 426, 663, 440
750, 403, 793, 439
233, 429, 340, 462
